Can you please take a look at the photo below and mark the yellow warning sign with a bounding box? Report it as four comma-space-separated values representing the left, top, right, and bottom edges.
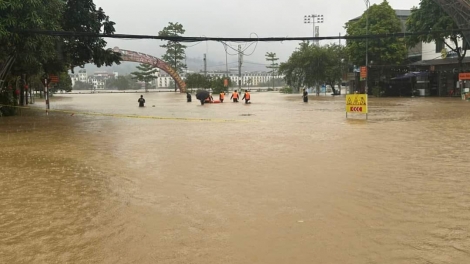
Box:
346, 94, 368, 114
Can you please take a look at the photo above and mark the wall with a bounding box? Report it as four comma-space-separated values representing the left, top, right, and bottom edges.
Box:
421, 39, 467, 61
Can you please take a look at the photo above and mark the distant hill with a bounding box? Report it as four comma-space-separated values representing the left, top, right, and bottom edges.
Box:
74, 56, 267, 75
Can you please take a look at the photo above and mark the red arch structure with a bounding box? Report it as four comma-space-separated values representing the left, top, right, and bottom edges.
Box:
112, 47, 186, 92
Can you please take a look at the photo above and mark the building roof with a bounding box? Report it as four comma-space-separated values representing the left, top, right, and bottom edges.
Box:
411, 57, 470, 66
349, 9, 411, 22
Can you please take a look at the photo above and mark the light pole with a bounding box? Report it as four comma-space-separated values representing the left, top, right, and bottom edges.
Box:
304, 14, 324, 46
364, 0, 370, 94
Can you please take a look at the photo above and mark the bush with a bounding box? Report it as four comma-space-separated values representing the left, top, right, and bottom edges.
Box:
0, 90, 17, 116
372, 86, 382, 97
280, 86, 293, 94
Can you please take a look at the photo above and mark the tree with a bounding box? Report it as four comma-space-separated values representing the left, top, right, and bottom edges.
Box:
0, 0, 121, 75
406, 0, 467, 70
0, 0, 64, 76
52, 72, 73, 93
61, 0, 121, 71
184, 74, 230, 94
0, 0, 121, 108
158, 22, 187, 92
257, 78, 286, 87
279, 43, 346, 93
168, 79, 175, 89
265, 52, 279, 90
131, 64, 157, 92
279, 42, 322, 93
106, 76, 130, 90
345, 1, 407, 67
323, 44, 347, 94
73, 80, 93, 90
185, 73, 210, 91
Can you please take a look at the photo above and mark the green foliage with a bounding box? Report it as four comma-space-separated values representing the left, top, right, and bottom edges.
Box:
131, 63, 157, 92
158, 22, 187, 74
279, 86, 293, 94
61, 0, 121, 70
265, 52, 279, 89
0, 89, 17, 116
73, 80, 93, 90
185, 73, 210, 89
405, 0, 467, 68
257, 78, 286, 87
106, 75, 139, 90
279, 42, 346, 93
0, 0, 121, 79
185, 73, 230, 93
345, 1, 407, 66
0, 0, 64, 76
372, 86, 382, 97
209, 76, 228, 94
51, 72, 72, 93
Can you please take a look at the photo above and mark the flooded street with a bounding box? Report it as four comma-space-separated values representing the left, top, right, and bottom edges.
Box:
1, 92, 469, 263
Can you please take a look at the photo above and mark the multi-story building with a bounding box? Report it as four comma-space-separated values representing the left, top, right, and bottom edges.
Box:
410, 39, 470, 96
184, 70, 283, 87
70, 69, 284, 90
69, 70, 118, 90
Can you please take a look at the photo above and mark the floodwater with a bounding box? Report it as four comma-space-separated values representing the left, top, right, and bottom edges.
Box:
1, 92, 469, 264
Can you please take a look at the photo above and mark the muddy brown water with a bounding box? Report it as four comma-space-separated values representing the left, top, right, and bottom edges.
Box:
1, 92, 469, 263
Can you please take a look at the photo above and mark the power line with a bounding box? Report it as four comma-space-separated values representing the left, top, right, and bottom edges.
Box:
19, 29, 470, 42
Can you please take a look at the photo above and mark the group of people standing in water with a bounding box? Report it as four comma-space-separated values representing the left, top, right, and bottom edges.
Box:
227, 90, 251, 104
139, 88, 308, 107
139, 88, 310, 107
189, 89, 251, 105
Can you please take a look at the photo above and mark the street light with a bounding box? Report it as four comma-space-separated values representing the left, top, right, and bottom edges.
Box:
364, 0, 370, 94
304, 14, 324, 46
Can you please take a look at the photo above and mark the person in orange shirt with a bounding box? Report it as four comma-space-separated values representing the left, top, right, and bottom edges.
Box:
219, 92, 225, 103
231, 90, 239, 102
242, 90, 251, 104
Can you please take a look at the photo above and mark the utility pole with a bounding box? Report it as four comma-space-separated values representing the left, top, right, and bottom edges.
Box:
238, 45, 243, 91
204, 53, 207, 77
365, 0, 370, 95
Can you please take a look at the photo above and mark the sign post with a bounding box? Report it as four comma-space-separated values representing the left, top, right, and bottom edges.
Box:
459, 72, 470, 100
346, 93, 368, 119
41, 78, 50, 115
360, 66, 367, 81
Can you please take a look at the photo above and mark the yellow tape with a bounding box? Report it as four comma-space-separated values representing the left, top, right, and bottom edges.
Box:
0, 104, 254, 123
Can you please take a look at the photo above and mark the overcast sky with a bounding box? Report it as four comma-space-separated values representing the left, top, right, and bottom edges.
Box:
93, 0, 420, 70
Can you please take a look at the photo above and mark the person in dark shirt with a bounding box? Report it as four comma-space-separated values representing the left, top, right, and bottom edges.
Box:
303, 88, 308, 103
138, 95, 145, 107
187, 92, 192, 102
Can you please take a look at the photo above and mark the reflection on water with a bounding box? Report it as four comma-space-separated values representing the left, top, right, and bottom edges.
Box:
1, 92, 469, 263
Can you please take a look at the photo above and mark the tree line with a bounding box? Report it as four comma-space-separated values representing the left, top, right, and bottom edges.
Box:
0, 0, 121, 110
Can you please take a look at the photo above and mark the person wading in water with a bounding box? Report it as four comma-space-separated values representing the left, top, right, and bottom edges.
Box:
138, 95, 145, 107
242, 90, 251, 104
231, 90, 239, 102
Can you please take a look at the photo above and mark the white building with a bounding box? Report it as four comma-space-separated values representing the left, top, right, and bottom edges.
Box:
410, 38, 470, 97
184, 70, 283, 87
420, 38, 469, 61
69, 70, 118, 90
